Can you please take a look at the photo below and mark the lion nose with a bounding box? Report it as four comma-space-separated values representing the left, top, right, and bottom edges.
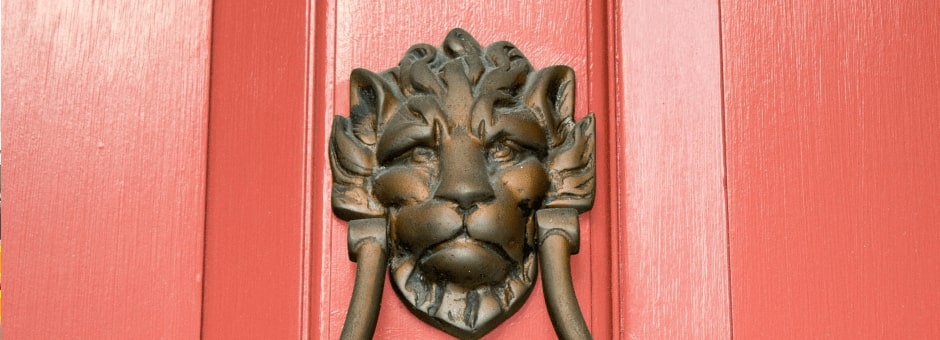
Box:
436, 175, 496, 210
435, 136, 496, 210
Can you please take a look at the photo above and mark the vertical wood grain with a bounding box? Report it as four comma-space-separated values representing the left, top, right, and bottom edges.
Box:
616, 0, 731, 338
201, 0, 311, 338
722, 1, 940, 338
2, 0, 211, 338
312, 1, 612, 338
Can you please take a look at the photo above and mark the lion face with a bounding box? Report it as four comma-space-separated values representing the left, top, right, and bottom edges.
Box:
330, 28, 595, 338
375, 106, 550, 280
375, 104, 549, 335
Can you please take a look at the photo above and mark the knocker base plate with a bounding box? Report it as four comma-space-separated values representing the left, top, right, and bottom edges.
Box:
330, 28, 595, 339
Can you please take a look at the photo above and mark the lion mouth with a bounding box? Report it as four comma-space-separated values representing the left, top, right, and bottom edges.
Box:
417, 235, 513, 288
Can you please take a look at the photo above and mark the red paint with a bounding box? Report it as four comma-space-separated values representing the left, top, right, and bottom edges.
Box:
17, 1, 938, 338
615, 0, 731, 338
2, 1, 211, 338
201, 0, 311, 338
722, 1, 940, 338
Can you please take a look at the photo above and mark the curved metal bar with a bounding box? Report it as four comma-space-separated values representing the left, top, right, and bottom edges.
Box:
341, 218, 388, 340
537, 208, 592, 340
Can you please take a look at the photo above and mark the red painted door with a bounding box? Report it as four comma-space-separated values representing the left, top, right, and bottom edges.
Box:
6, 0, 938, 339
201, 0, 730, 338
3, 1, 212, 338
722, 2, 940, 338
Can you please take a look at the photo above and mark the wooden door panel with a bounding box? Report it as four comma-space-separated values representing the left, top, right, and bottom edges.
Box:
202, 0, 734, 338
201, 0, 311, 338
616, 0, 731, 338
722, 1, 940, 338
3, 0, 212, 338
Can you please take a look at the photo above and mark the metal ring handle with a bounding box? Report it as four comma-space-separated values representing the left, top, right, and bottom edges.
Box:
340, 218, 388, 340
538, 208, 592, 340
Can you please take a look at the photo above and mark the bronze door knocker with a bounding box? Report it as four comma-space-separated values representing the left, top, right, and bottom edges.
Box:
330, 28, 596, 339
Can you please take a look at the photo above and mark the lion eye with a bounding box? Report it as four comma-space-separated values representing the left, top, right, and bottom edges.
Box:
390, 146, 436, 165
488, 139, 522, 163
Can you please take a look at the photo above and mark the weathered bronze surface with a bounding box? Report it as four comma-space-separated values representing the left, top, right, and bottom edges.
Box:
330, 28, 595, 339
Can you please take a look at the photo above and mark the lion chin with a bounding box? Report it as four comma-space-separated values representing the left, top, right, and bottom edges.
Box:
386, 190, 539, 338
390, 245, 538, 339
418, 236, 511, 287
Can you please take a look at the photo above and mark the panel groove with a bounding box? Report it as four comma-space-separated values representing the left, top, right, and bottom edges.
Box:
715, 0, 736, 338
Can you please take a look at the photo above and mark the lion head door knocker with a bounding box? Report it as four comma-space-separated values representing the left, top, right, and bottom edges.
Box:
330, 28, 595, 340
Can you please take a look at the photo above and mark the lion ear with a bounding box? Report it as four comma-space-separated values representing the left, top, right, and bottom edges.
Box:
330, 116, 386, 221
544, 114, 595, 212
331, 68, 395, 221
526, 66, 595, 212
349, 68, 398, 145
523, 65, 575, 144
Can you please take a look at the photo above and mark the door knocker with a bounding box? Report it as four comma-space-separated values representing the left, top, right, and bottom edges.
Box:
330, 28, 596, 339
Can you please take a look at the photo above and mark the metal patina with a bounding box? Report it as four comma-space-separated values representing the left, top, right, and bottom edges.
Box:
330, 28, 595, 339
